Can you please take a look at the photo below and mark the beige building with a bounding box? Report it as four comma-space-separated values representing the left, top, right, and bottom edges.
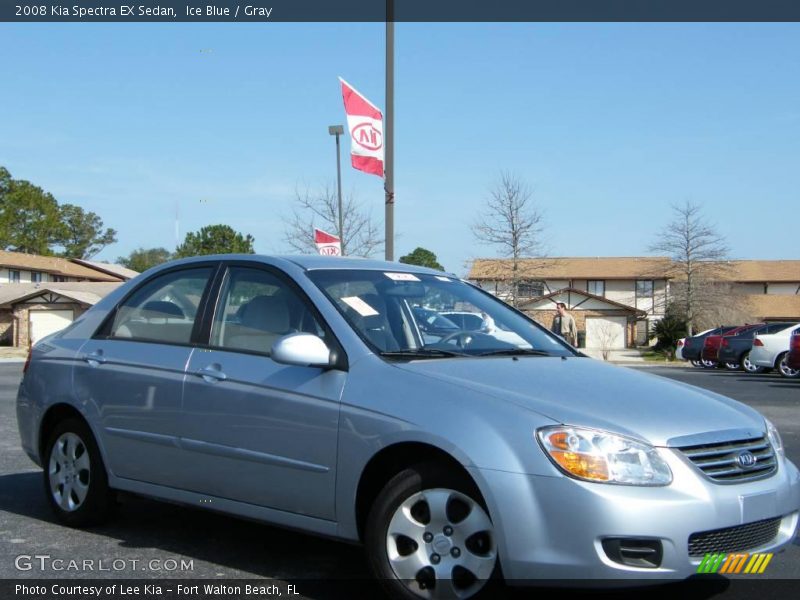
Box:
468, 257, 800, 349
0, 251, 136, 348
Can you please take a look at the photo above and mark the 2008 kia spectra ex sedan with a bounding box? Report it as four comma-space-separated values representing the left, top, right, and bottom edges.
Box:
17, 255, 800, 598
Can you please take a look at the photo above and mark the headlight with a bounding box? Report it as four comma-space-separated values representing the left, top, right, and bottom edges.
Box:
536, 426, 672, 486
765, 418, 784, 457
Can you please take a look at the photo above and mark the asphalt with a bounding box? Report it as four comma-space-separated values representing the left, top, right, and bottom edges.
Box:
0, 363, 798, 599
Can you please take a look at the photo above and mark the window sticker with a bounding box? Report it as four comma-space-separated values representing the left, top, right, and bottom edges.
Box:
342, 296, 379, 317
384, 272, 420, 282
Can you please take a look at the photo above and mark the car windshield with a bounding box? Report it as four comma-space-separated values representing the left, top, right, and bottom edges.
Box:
307, 269, 575, 358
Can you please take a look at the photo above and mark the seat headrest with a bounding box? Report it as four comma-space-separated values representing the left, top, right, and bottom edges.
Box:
239, 295, 290, 333
142, 300, 185, 319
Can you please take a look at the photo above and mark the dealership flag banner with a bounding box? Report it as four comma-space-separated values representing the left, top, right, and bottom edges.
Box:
339, 77, 384, 178
314, 228, 342, 256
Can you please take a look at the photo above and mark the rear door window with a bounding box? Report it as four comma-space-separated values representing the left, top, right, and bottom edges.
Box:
109, 267, 214, 345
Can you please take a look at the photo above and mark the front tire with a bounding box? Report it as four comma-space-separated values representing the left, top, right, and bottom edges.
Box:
43, 418, 113, 526
777, 353, 800, 379
724, 362, 741, 370
365, 463, 498, 599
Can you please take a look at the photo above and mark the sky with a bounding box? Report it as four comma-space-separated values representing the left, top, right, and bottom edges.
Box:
1, 23, 798, 276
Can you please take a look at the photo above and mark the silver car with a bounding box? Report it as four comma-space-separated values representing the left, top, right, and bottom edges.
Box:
17, 255, 800, 598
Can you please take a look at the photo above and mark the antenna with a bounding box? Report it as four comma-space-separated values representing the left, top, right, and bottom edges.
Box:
174, 200, 180, 249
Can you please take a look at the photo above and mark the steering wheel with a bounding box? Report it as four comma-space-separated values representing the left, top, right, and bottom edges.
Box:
438, 330, 476, 349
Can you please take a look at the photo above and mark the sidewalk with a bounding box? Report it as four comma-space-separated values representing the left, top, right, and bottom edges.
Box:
0, 347, 27, 363
583, 348, 686, 367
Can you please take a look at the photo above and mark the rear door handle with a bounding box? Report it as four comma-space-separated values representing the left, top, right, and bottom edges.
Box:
195, 364, 227, 383
84, 350, 106, 366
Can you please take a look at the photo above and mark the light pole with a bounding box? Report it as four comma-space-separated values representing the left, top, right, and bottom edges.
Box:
328, 124, 345, 256
385, 0, 394, 261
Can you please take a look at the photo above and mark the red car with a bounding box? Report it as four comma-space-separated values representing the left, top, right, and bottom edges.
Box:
701, 324, 761, 366
787, 332, 800, 370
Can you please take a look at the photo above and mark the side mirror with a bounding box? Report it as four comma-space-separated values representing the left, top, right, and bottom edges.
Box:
271, 333, 336, 369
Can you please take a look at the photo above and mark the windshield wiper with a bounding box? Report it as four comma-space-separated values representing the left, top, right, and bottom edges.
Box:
477, 348, 554, 357
380, 348, 469, 359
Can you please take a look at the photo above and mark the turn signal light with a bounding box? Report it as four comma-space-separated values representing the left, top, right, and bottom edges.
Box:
550, 451, 610, 481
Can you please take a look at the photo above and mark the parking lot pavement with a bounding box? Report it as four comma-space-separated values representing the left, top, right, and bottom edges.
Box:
1, 362, 798, 598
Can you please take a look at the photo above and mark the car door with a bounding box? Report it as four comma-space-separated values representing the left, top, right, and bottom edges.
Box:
180, 264, 345, 520
73, 264, 217, 488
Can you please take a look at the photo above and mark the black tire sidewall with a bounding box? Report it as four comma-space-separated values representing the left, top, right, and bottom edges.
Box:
43, 417, 112, 527
364, 463, 498, 600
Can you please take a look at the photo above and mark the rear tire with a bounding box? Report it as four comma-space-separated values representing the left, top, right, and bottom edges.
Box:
724, 362, 740, 370
701, 359, 716, 368
742, 352, 765, 374
43, 418, 114, 527
365, 463, 499, 599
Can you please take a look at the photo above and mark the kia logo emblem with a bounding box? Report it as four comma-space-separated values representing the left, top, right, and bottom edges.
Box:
737, 451, 757, 469
351, 122, 383, 151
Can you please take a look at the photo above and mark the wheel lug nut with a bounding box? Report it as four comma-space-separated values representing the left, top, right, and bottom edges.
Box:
430, 553, 441, 564
451, 547, 461, 558
423, 532, 433, 543
443, 525, 453, 536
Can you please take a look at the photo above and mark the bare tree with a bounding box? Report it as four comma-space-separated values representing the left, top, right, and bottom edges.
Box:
593, 321, 621, 361
649, 201, 731, 336
283, 182, 382, 258
472, 172, 545, 307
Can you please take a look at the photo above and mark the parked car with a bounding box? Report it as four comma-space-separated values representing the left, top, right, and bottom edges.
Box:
17, 255, 800, 598
440, 310, 531, 347
680, 326, 736, 366
787, 332, 800, 371
700, 325, 760, 367
749, 323, 800, 379
717, 322, 798, 372
411, 306, 460, 343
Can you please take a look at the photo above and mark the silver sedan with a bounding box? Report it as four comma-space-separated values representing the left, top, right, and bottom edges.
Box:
17, 255, 800, 598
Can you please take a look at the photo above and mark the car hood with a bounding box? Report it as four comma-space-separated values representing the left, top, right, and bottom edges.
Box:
393, 356, 766, 446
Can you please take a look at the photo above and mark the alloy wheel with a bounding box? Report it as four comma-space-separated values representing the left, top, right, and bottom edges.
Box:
778, 355, 799, 378
48, 432, 91, 512
385, 488, 496, 599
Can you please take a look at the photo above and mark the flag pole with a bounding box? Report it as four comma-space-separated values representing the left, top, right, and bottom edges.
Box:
384, 1, 395, 261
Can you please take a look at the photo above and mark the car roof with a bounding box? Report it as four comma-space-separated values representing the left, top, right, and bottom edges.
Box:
278, 255, 451, 275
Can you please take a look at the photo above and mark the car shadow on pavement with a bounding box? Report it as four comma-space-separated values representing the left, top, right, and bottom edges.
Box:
0, 473, 743, 600
0, 471, 379, 598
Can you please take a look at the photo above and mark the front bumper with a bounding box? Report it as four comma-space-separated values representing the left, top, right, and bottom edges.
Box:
471, 450, 800, 582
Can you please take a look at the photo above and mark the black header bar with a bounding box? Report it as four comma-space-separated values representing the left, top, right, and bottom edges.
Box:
2, 0, 800, 23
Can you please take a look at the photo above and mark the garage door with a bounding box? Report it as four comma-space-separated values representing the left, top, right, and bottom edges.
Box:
29, 310, 73, 345
585, 316, 626, 349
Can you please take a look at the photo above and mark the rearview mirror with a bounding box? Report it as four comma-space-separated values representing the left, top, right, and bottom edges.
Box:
271, 333, 336, 369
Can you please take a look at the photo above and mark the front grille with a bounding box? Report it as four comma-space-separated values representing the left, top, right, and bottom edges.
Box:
678, 435, 777, 483
688, 517, 782, 557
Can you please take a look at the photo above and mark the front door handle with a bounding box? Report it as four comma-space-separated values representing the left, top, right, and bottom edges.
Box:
84, 350, 106, 366
195, 364, 227, 383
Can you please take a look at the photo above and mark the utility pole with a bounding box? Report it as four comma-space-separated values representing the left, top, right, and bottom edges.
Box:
328, 124, 345, 255
384, 0, 395, 261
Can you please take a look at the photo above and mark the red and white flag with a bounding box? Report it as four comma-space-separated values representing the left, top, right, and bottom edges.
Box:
339, 77, 384, 178
314, 228, 341, 256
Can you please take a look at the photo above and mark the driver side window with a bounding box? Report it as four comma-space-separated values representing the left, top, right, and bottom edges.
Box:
210, 267, 323, 355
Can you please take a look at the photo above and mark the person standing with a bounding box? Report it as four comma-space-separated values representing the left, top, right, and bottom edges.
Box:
551, 302, 578, 346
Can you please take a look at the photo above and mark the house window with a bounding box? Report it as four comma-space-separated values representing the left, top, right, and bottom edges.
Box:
587, 280, 605, 296
31, 272, 43, 283
8, 270, 21, 283
52, 275, 66, 282
517, 280, 544, 298
636, 280, 654, 298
